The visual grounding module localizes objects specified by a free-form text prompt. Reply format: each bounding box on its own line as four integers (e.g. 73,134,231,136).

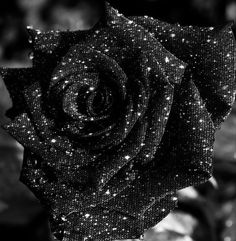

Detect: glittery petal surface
0,68,35,118
0,2,235,241
131,16,236,127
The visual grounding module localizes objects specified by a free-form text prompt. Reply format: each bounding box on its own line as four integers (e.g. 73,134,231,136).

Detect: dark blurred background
0,0,236,241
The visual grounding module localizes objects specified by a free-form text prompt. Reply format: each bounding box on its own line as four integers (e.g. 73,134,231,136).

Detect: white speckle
61,216,67,221
27,25,33,30
29,52,34,60
125,155,130,160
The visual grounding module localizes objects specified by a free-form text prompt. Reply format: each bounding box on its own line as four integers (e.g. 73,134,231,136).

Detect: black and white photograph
0,0,236,241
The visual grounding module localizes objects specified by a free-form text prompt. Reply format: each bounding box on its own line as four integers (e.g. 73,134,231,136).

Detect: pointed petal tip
26,26,61,53
26,26,42,45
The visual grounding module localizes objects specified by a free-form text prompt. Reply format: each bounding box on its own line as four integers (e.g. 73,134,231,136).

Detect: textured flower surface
0,2,236,241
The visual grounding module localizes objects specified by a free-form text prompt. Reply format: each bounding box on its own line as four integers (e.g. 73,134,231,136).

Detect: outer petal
105,6,187,85
131,16,236,127
90,73,216,240
0,68,35,118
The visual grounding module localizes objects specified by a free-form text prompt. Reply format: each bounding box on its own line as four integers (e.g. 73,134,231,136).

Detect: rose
37,42,154,193
1,2,235,240
1,7,187,205
0,7,187,229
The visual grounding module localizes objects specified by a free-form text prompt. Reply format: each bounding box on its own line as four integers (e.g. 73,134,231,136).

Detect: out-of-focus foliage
0,1,235,241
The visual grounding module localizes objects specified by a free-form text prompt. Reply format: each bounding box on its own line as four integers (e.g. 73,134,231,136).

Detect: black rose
1,3,235,241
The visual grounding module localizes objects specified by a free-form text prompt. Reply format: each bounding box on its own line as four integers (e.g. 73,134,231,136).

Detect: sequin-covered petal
27,27,61,53
131,16,236,127
0,68,35,118
106,6,187,85
96,118,148,189
91,76,215,240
